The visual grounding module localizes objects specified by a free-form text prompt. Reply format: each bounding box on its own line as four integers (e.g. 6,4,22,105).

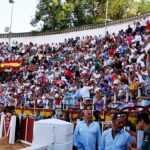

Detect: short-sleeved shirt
141,127,150,150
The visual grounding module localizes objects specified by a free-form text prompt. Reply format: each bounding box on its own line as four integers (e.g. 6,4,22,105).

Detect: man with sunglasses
101,113,132,150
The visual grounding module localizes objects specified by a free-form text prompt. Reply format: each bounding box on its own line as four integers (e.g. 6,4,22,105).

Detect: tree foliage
31,0,150,31
134,0,150,14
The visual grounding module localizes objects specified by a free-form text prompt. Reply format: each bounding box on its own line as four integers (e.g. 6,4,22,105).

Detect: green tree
134,0,150,14
31,0,150,31
107,0,128,20
31,0,74,31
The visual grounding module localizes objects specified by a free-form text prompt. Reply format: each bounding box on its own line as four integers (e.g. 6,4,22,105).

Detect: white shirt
80,86,93,100
135,35,142,43
141,18,147,26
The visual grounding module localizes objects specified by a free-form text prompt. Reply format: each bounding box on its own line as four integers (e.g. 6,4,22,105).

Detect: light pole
9,0,15,45
105,0,108,36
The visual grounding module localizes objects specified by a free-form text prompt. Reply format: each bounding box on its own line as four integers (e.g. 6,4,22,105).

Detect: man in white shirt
141,16,147,33
80,83,93,101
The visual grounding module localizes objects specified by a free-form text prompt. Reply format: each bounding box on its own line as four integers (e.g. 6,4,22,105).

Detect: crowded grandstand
0,9,150,150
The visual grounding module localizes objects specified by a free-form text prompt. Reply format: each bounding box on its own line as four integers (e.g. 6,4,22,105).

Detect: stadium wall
0,12,150,45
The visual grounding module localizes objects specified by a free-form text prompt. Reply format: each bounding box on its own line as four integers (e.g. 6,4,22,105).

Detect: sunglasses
111,113,126,119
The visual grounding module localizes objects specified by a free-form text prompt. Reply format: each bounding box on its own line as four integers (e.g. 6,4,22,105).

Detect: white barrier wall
0,16,150,45
20,118,74,150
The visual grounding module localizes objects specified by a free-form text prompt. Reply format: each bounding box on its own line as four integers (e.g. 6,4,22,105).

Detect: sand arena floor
0,137,29,150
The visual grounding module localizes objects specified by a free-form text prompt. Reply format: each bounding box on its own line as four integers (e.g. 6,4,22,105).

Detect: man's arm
126,132,133,150
96,123,102,150
73,122,80,149
99,130,106,150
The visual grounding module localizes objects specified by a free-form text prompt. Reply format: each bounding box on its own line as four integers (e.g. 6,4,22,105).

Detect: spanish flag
0,61,22,69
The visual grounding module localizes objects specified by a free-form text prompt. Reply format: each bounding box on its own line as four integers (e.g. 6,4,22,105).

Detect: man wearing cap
129,112,150,150
101,113,132,150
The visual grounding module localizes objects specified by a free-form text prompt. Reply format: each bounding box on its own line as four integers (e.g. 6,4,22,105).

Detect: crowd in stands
0,16,150,150
0,16,150,113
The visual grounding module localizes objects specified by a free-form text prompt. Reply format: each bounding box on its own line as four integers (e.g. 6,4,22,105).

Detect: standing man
101,113,132,150
73,109,101,150
130,112,150,150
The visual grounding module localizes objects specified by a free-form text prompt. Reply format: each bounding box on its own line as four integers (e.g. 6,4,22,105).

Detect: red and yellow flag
0,61,22,69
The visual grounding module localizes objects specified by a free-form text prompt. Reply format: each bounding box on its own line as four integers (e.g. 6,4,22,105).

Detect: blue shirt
101,128,132,150
64,92,74,105
35,114,43,120
73,120,101,150
72,89,81,100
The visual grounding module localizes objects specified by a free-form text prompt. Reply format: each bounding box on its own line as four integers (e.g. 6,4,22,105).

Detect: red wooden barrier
20,117,35,144
26,118,34,143
20,118,27,141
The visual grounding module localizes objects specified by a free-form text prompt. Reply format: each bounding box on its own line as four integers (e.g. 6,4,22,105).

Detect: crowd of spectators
0,16,150,113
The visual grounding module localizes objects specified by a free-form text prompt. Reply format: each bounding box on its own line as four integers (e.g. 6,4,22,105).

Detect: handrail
0,12,150,38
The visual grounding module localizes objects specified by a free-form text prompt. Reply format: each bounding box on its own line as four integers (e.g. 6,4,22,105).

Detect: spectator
35,110,43,120
141,16,147,33
62,112,70,122
126,25,133,36
129,112,150,150
93,110,101,122
101,113,132,150
137,49,150,106
51,110,57,118
73,109,101,150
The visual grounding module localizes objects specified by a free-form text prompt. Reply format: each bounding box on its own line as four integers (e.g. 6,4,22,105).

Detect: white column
0,114,5,138
9,116,16,144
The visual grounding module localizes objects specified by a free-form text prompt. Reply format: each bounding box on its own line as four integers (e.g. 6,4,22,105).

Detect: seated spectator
141,16,147,33
146,20,150,33
126,25,133,36
62,112,70,122
35,110,43,120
